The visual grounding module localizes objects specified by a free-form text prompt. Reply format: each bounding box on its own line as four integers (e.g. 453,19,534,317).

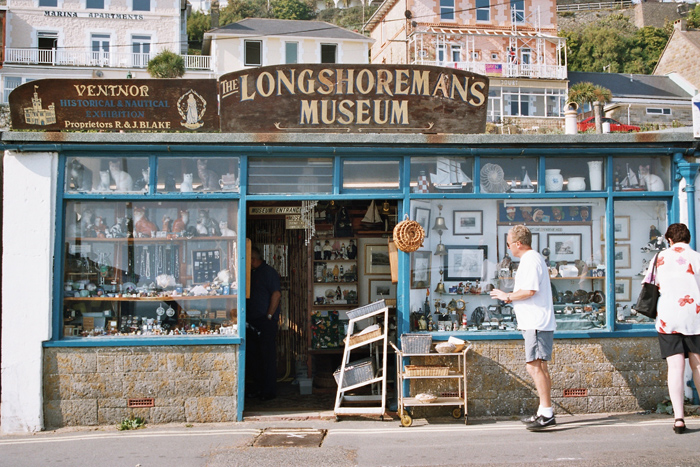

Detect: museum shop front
2,66,699,432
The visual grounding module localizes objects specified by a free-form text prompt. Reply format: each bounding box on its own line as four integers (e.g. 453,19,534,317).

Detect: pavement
1,411,699,466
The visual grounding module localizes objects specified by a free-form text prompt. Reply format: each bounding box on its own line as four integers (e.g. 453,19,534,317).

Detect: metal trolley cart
390,339,471,427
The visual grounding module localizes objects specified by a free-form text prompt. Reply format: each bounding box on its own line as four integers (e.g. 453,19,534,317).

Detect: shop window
245,40,262,67
612,200,668,324
62,199,239,338
65,157,150,193
480,156,537,193
248,157,333,194
612,156,671,192
410,156,474,193
545,157,605,193
408,198,607,332
156,157,240,193
342,159,400,190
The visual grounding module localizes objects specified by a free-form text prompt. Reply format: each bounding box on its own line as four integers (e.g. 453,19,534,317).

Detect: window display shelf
313,281,358,285
313,304,358,308
67,236,236,242
65,295,236,302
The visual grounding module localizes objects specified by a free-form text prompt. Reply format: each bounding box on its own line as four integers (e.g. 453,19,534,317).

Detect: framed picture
615,277,632,302
369,279,396,302
192,249,221,284
614,243,631,269
414,206,431,239
547,234,582,263
365,244,391,275
453,210,483,235
503,233,539,261
410,250,432,289
443,245,488,281
600,215,630,241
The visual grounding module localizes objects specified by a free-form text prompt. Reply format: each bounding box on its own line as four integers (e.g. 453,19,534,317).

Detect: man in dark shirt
246,246,282,401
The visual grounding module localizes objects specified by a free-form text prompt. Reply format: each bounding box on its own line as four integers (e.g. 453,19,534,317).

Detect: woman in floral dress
651,223,700,433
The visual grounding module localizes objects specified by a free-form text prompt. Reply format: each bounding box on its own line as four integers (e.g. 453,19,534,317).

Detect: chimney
211,1,220,29
674,19,687,32
565,102,578,135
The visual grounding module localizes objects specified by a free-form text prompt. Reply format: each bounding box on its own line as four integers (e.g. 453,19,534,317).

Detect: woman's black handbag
633,254,659,320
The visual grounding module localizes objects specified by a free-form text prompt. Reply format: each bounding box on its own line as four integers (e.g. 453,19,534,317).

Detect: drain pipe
565,101,578,134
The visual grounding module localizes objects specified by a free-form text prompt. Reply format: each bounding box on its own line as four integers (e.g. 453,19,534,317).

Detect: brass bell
434,281,446,294
432,216,447,233
434,242,447,256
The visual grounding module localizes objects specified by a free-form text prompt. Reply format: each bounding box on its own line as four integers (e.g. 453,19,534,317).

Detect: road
1,413,698,466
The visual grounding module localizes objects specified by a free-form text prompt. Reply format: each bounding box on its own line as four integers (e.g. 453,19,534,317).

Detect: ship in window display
430,157,472,190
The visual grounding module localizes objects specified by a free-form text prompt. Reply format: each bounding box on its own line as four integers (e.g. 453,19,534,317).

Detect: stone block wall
43,345,238,429
409,337,666,419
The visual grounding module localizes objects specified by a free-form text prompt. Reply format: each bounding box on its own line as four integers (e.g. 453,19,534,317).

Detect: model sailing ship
430,157,472,190
619,163,640,190
510,167,535,193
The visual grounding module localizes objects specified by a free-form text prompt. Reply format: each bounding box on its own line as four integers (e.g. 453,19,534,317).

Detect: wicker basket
347,300,387,320
405,365,449,377
345,327,382,346
333,358,375,387
401,333,432,354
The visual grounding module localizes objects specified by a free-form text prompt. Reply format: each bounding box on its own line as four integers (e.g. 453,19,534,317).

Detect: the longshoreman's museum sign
9,65,489,134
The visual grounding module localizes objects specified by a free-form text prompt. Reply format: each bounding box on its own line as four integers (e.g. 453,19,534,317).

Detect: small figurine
347,239,358,259
323,240,332,260
314,241,322,260
68,158,93,191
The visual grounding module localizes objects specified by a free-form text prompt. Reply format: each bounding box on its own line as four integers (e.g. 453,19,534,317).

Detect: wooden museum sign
9,65,489,134
9,79,220,132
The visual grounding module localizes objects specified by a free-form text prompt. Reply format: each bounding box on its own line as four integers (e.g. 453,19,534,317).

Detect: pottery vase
545,169,564,191
567,176,586,191
588,161,603,191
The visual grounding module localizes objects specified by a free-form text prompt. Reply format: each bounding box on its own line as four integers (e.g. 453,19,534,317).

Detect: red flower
697,304,700,314
657,256,665,266
679,295,694,306
689,264,695,275
674,246,684,253
660,319,667,328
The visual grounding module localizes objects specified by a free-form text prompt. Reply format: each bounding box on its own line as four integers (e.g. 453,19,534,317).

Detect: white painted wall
1,150,58,433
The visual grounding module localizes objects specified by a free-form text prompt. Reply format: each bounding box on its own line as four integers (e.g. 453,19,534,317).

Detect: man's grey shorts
523,330,554,362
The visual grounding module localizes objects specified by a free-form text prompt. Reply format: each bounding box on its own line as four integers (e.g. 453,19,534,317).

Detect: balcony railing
3,48,212,71
413,60,567,80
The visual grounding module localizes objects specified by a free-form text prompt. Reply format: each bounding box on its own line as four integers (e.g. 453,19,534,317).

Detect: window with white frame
491,52,499,60
4,77,23,104
244,40,262,66
133,0,150,11
437,45,446,63
321,43,337,63
476,0,490,22
440,0,455,21
39,0,58,6
510,0,524,23
132,35,151,68
86,0,104,8
646,108,671,115
451,45,461,62
472,51,479,60
285,42,298,64
91,34,110,65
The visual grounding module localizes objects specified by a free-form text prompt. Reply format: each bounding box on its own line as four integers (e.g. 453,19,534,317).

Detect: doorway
243,199,398,415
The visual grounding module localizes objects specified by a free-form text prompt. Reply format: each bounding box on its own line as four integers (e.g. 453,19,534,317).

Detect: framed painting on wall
547,234,582,263
369,279,396,302
453,210,483,235
365,244,391,275
443,245,488,281
410,250,432,289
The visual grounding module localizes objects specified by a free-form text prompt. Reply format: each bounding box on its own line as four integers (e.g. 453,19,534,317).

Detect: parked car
577,117,641,133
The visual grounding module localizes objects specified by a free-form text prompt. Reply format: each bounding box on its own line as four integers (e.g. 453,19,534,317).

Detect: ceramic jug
545,169,563,191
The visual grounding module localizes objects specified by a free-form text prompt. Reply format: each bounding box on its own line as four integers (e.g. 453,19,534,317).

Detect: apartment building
364,0,567,128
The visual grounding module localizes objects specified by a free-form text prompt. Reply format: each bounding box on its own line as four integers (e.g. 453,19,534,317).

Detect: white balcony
414,60,567,80
3,48,212,71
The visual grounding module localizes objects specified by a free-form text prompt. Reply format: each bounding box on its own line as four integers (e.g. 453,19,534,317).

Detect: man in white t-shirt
490,225,557,431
